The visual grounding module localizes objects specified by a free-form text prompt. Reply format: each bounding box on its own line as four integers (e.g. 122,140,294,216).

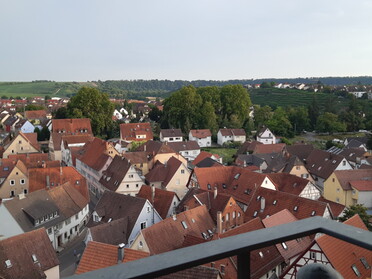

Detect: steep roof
253,143,286,154
28,166,89,201
192,151,220,166
333,169,372,191
257,126,272,137
195,157,224,168
286,144,314,161
78,137,113,171
51,118,92,134
75,241,149,275
141,205,215,255
136,140,176,155
89,218,131,245
305,149,346,179
145,156,183,187
122,151,148,165
0,229,59,279
236,140,263,155
136,185,177,219
61,134,93,148
168,141,200,152
339,147,368,163
316,215,372,279
120,122,153,142
219,128,245,136
267,173,311,196
350,180,372,191
161,129,183,138
318,197,346,217
0,158,17,179
189,129,212,139
99,155,132,192
7,153,59,169
235,154,265,168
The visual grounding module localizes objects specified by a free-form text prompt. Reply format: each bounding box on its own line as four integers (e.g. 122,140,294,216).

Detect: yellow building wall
324,173,353,206
131,232,150,254
289,166,315,183
0,167,28,199
3,135,39,158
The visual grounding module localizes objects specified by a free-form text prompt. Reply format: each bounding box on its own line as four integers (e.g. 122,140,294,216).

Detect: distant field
202,147,237,165
250,88,348,110
0,82,96,98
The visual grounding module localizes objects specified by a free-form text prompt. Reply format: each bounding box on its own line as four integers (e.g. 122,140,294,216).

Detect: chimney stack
172,213,177,221
144,145,146,152
151,184,155,203
260,197,265,212
60,166,63,176
217,211,223,234
117,243,125,264
214,187,218,199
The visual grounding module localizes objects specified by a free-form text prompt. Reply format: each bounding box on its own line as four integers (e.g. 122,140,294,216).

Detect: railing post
237,251,250,279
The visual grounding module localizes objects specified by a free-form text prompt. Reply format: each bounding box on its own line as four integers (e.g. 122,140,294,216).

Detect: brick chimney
260,197,265,212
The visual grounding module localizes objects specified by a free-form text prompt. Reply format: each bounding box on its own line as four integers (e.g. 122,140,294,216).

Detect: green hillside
0,81,96,98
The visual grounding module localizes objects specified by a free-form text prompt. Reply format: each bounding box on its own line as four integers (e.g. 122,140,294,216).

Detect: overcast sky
1,0,372,81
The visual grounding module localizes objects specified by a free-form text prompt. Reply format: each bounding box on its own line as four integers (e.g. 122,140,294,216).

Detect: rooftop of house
89,218,131,246
218,128,246,137
253,143,286,154
0,228,59,279
264,154,304,174
305,149,347,179
7,153,60,169
235,154,265,168
333,169,372,191
167,141,200,152
136,185,177,219
61,134,94,148
192,151,220,166
145,156,184,187
51,118,92,134
75,241,149,275
189,129,212,139
194,157,224,168
236,140,263,155
99,155,133,192
286,144,315,161
24,110,47,120
318,197,346,217
122,151,148,165
161,129,183,138
140,205,215,255
120,122,153,141
136,140,176,155
339,147,368,163
256,126,273,137
267,173,312,196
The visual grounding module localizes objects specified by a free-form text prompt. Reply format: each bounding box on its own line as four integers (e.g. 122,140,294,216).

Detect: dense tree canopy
338,204,372,231
66,87,115,137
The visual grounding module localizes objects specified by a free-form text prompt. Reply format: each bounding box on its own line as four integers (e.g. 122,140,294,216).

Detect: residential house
344,136,369,150
179,188,244,233
75,241,149,275
3,132,40,158
193,157,224,168
281,215,372,279
236,140,263,155
28,166,90,201
137,185,180,219
318,197,346,219
234,154,267,172
188,129,212,147
3,116,20,133
7,153,60,169
305,149,353,190
0,159,28,199
90,191,162,247
0,183,89,250
14,119,35,134
256,126,276,144
168,141,201,161
48,118,93,161
323,169,372,207
192,151,222,166
338,147,370,168
217,129,246,146
60,134,93,166
24,110,49,126
145,156,190,199
286,144,315,162
0,228,59,279
122,151,150,175
120,122,153,143
253,143,286,155
75,137,119,198
99,155,144,196
160,129,183,142
131,205,215,255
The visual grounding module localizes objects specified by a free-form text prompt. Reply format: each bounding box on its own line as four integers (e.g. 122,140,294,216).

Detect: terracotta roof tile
286,144,314,161
145,156,183,187
75,241,149,275
7,153,59,169
237,140,263,155
192,151,220,165
0,229,59,279
189,129,212,139
122,151,148,165
318,197,346,217
51,118,92,134
253,143,286,154
120,122,153,142
161,129,183,138
136,140,176,155
334,169,372,191
24,110,47,120
168,141,200,152
219,128,245,136
89,218,131,245
78,137,114,171
267,173,311,196
99,155,132,192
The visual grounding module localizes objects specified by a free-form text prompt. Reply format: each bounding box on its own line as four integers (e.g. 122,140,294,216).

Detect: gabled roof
137,185,177,219
51,118,92,134
267,173,311,196
99,155,133,192
28,166,89,201
262,209,312,261
235,154,265,168
253,143,286,154
122,151,148,165
89,218,131,245
168,141,200,152
192,151,220,166
141,205,215,255
78,137,113,171
0,158,17,179
145,156,183,187
316,215,372,279
7,153,60,169
0,229,59,279
350,180,372,191
24,110,47,120
189,129,212,139
120,122,153,142
286,144,314,161
161,129,183,138
305,149,347,179
195,157,224,168
61,134,93,148
236,140,263,155
3,116,18,126
257,126,272,137
333,169,372,191
339,147,368,163
136,140,176,155
75,241,149,275
318,197,346,217
218,128,245,136
91,191,146,233
264,154,304,174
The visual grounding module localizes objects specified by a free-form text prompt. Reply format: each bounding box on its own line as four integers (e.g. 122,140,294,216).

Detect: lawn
202,147,237,165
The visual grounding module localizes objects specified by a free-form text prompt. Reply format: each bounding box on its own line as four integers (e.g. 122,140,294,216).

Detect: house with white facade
167,141,201,161
160,129,183,142
89,191,162,247
188,129,212,147
60,134,93,166
0,183,89,251
99,155,145,196
217,129,246,146
256,126,276,144
15,119,35,134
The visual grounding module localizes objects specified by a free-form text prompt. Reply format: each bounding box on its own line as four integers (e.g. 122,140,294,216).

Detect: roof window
256,195,261,201
31,254,38,263
293,206,298,211
281,242,288,250
253,211,258,217
207,184,211,190
244,189,251,195
222,184,226,189
181,221,188,229
259,251,264,258
311,210,316,216
202,232,208,239
234,173,240,180
273,200,277,205
361,257,370,269
5,260,12,268
352,264,361,277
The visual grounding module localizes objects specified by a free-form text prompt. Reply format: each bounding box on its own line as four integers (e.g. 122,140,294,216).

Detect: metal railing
67,216,372,279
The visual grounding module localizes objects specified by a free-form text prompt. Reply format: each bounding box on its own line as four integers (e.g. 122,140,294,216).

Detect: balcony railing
67,216,372,279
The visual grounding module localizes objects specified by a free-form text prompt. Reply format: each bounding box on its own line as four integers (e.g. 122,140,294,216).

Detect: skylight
31,254,38,263
259,251,264,258
234,173,240,180
273,200,277,205
281,242,288,250
361,257,370,269
293,206,298,211
311,210,316,216
253,211,258,217
181,221,188,229
352,264,361,277
5,260,12,268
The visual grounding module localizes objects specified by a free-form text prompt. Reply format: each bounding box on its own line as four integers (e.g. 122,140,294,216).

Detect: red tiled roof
145,156,183,187
7,153,60,169
61,134,93,148
24,110,47,120
318,197,346,217
350,180,372,191
219,128,245,136
161,129,183,138
190,129,212,139
136,140,176,155
78,137,113,171
267,173,311,196
75,241,149,274
334,169,372,191
137,185,177,219
253,143,286,154
28,166,89,201
192,151,220,165
316,215,372,279
52,118,92,134
120,122,153,142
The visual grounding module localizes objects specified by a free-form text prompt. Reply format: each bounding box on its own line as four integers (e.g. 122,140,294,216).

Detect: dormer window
360,257,370,269
181,221,188,229
311,210,316,216
5,260,12,268
31,254,38,263
293,206,298,211
259,251,264,258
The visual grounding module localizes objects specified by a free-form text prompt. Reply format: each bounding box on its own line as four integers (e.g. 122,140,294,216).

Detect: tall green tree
253,105,272,129
287,106,310,134
316,112,346,133
66,87,115,137
338,204,372,231
266,107,293,138
308,94,320,130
